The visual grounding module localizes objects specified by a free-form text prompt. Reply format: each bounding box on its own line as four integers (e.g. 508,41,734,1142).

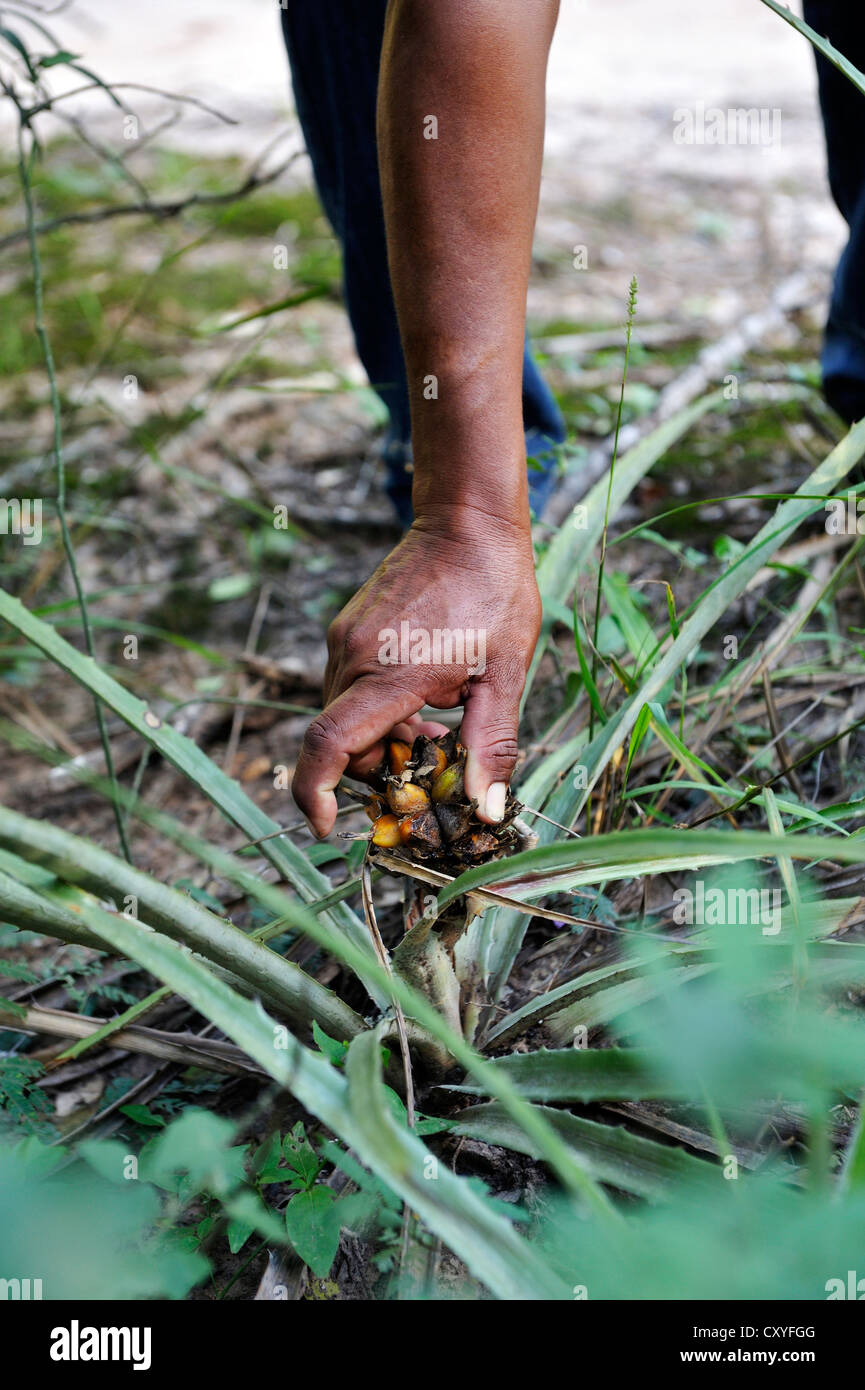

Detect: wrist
411,498,533,554
410,426,531,532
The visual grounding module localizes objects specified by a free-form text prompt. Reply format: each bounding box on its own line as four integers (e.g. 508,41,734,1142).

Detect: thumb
460,675,521,824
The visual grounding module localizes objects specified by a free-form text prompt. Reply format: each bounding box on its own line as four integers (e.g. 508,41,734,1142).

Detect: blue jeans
279,0,566,523
804,2,865,417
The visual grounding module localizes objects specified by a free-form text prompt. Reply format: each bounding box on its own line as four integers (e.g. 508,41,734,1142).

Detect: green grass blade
435,826,865,912
446,1047,688,1102
547,418,865,826
473,395,730,1018
454,1101,718,1200
525,389,725,704
0,588,379,991
759,0,865,97
485,948,696,1047
540,965,713,1044
0,804,364,1041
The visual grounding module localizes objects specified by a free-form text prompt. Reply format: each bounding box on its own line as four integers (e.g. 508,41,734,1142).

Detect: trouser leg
280,1,566,519
803,2,865,420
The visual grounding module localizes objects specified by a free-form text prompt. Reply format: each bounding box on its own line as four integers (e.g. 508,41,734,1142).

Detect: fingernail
303,816,319,839
485,782,506,822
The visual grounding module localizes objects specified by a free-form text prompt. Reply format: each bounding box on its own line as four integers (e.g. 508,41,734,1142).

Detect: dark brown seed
399,806,443,852
364,752,389,792
435,729,461,765
461,829,501,859
434,802,475,843
408,735,448,786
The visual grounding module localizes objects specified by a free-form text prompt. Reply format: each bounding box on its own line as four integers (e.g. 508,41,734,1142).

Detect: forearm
377,0,559,533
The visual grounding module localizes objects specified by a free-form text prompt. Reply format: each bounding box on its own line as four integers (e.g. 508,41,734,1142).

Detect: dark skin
292,0,560,838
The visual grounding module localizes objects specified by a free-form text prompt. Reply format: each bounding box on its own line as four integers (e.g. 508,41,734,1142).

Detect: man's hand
291,509,540,838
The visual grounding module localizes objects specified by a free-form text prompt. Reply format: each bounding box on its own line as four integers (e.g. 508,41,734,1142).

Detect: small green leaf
142,1110,245,1197
712,532,745,563
282,1121,320,1189
37,50,81,68
196,1216,217,1243
415,1114,455,1136
120,1103,165,1128
252,1131,284,1184
207,572,255,603
312,1021,348,1068
0,28,37,80
624,702,652,779
226,1217,254,1254
284,1186,340,1277
380,1086,454,1135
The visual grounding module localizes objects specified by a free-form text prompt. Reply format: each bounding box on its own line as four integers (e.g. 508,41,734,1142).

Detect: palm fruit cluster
364,727,522,870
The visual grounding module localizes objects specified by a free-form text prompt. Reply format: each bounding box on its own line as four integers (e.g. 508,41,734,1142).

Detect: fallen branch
0,1002,265,1076
0,150,302,251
